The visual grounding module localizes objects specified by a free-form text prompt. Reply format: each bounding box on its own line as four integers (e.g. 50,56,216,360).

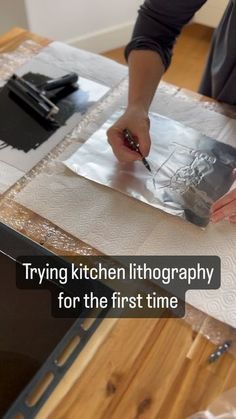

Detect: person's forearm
127,50,165,112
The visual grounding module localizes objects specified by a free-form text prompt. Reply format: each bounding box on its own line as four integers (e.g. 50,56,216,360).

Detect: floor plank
0,27,49,53
102,23,214,92
47,318,166,419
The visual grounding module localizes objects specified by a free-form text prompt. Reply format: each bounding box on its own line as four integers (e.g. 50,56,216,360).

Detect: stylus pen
123,129,152,173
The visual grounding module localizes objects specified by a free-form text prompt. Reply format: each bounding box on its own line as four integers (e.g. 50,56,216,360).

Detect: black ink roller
123,128,152,172
7,72,79,123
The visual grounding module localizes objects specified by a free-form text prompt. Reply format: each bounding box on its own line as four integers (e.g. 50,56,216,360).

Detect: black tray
0,222,110,418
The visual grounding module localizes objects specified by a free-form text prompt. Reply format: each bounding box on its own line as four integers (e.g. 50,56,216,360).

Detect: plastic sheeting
189,388,236,418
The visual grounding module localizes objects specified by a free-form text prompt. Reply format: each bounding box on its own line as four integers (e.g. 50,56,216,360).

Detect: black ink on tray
0,72,93,153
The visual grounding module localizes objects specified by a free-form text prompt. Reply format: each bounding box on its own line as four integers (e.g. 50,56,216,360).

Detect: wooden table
1,28,236,419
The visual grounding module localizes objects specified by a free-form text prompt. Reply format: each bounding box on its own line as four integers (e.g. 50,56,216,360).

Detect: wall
1,0,228,52
0,0,28,35
24,0,142,52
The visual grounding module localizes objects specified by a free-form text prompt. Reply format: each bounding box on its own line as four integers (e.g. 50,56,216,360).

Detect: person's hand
210,170,236,223
107,105,151,162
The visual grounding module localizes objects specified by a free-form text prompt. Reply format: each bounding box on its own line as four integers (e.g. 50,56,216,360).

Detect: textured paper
0,42,127,193
16,85,236,328
64,110,236,227
0,162,24,193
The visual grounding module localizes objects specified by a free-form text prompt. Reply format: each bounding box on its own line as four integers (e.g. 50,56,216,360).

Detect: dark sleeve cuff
124,36,172,70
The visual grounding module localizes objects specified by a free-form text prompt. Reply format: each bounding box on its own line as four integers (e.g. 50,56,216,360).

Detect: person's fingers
107,127,141,162
210,199,236,223
229,215,236,223
211,188,236,214
117,146,141,162
137,128,151,157
133,117,151,157
107,111,151,162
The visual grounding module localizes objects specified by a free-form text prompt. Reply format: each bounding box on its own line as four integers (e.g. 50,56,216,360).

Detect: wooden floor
102,23,214,92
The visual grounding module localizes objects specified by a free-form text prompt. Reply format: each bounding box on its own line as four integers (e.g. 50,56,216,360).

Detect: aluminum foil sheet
64,109,236,227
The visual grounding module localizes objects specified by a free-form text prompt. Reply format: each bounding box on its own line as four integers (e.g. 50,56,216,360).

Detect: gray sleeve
125,0,207,69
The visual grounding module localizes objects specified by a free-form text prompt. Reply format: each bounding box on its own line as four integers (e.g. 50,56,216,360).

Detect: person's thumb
138,127,151,157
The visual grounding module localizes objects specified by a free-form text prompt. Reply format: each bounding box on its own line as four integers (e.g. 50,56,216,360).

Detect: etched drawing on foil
150,144,216,192
64,110,236,227
146,143,218,225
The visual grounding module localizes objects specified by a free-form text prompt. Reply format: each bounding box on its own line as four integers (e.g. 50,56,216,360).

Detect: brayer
7,72,79,123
